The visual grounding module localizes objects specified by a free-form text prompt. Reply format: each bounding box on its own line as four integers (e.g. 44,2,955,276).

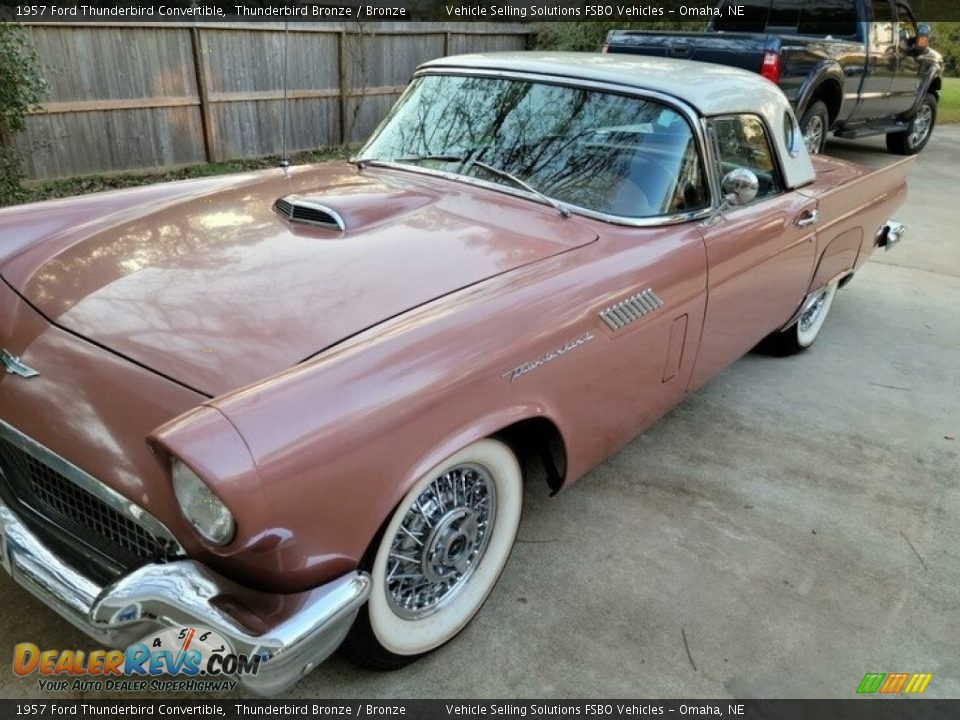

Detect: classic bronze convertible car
0,53,911,693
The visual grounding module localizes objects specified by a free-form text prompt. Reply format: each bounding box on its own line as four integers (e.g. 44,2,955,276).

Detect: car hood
1,164,597,396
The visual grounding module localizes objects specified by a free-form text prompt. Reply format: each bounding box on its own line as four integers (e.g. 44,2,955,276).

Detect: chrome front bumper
0,499,370,695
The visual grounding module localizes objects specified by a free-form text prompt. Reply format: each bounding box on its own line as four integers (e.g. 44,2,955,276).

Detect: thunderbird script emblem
1,349,38,378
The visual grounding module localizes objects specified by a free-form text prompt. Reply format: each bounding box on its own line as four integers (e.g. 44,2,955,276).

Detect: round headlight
171,459,235,546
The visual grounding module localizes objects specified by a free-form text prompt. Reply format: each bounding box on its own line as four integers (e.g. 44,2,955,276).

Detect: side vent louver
599,288,664,331
273,196,345,231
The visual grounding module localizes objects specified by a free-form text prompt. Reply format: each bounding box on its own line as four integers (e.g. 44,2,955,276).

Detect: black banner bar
1,1,960,23
1,700,959,720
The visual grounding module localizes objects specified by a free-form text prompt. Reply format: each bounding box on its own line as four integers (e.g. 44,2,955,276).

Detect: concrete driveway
1,127,958,701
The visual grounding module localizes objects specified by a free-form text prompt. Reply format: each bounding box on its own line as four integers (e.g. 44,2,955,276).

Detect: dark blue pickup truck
604,0,944,154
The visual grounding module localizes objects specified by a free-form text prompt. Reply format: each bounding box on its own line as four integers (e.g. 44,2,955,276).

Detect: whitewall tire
341,438,522,668
759,281,839,356
796,282,838,348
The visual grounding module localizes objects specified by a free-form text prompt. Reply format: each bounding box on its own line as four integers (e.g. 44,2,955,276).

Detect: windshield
358,74,708,220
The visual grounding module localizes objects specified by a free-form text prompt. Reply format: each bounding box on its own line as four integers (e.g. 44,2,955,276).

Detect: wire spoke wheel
758,280,840,356
385,463,496,619
344,438,522,667
796,282,838,348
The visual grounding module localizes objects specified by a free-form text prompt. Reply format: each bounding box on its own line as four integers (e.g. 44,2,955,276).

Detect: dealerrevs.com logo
13,626,261,693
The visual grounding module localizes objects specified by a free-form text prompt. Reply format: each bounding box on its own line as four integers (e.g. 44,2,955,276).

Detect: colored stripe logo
857,672,932,694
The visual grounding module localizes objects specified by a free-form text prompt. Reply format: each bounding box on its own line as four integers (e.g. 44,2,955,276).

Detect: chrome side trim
0,498,371,696
599,289,664,331
502,332,594,383
0,419,185,557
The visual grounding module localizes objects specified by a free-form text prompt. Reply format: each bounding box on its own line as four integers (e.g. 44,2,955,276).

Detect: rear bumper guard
876,219,905,250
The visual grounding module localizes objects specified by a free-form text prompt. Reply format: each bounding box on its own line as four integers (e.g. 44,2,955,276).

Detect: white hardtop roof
420,52,816,189
420,52,788,119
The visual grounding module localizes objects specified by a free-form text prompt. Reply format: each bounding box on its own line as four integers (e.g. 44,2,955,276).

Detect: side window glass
713,0,770,33
797,0,858,36
711,115,783,200
768,0,801,31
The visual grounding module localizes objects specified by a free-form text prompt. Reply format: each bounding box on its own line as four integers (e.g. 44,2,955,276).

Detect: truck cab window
797,0,858,36
870,0,895,51
768,0,801,31
711,115,783,200
714,0,769,32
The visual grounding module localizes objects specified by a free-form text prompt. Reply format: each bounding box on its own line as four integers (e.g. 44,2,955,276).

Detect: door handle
795,209,818,228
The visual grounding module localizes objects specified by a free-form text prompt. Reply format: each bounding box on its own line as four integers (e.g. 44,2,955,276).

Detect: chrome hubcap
799,289,828,334
385,463,496,619
804,116,824,154
909,106,933,148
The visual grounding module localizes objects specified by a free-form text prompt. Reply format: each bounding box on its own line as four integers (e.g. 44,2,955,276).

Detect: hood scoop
273,195,345,231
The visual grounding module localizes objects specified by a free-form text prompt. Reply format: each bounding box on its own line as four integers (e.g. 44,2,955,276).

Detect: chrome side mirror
704,168,759,227
721,168,759,206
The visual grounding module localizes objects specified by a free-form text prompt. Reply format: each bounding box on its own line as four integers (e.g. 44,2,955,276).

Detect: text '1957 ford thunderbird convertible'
0,53,912,694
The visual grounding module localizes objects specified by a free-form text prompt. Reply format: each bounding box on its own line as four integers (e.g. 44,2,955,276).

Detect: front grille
0,434,173,574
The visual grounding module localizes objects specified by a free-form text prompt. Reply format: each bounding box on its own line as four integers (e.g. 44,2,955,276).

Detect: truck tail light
760,51,781,84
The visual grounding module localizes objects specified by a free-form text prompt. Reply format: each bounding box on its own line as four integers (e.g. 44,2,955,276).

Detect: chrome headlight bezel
171,459,236,546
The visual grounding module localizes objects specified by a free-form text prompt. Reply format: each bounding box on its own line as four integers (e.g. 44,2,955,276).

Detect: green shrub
0,23,48,203
932,23,960,77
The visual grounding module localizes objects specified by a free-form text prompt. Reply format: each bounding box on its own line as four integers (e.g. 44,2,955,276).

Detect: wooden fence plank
191,27,214,162
17,23,533,180
26,97,201,114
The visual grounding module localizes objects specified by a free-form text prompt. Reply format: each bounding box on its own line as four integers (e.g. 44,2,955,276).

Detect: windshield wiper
465,159,571,219
354,153,572,219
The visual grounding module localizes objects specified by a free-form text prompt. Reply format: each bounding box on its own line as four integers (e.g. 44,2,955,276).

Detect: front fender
392,403,563,507
181,247,597,592
148,405,281,585
206,343,575,593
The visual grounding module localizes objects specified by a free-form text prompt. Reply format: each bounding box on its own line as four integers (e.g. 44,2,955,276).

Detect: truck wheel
340,438,523,670
886,94,937,155
799,101,829,154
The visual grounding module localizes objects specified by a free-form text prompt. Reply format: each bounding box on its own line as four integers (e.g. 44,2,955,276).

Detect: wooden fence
16,22,532,180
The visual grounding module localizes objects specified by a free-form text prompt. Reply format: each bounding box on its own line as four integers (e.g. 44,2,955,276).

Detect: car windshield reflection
358,74,709,219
